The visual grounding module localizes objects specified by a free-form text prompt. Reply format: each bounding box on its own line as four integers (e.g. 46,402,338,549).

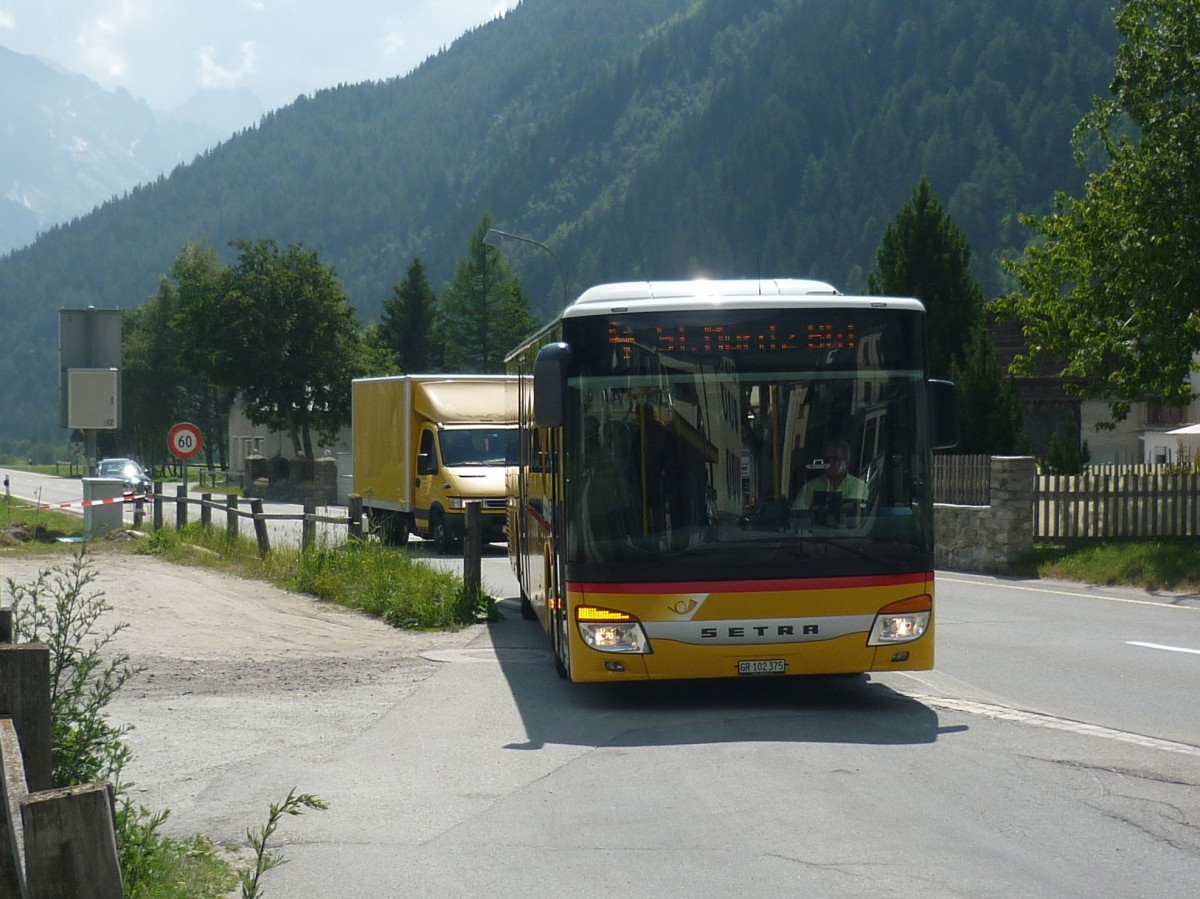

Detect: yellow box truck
351,374,516,553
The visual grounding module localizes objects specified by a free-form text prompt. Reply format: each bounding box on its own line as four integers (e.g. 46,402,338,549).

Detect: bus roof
560,279,925,317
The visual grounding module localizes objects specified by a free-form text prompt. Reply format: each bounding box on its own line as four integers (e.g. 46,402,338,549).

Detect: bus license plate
738,659,786,676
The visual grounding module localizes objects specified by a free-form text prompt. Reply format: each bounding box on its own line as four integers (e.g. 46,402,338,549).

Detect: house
990,316,1081,457
991,315,1200,465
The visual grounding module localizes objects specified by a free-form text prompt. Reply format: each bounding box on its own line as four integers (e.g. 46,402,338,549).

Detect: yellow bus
505,279,958,683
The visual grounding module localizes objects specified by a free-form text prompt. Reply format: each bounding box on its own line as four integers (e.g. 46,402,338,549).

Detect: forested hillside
0,0,1119,443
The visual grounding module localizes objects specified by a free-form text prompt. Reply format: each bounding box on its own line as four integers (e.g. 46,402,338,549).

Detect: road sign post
168,422,203,489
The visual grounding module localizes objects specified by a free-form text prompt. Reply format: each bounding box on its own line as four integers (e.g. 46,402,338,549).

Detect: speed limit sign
168,422,203,460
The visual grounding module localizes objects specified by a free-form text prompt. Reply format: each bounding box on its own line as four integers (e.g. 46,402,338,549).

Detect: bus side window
545,428,558,474
529,428,544,474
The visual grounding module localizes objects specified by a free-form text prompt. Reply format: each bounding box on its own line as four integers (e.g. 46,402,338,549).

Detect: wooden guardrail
149,484,364,558
2,610,123,898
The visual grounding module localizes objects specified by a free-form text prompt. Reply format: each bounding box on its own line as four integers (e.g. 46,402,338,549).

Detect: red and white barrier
38,493,140,510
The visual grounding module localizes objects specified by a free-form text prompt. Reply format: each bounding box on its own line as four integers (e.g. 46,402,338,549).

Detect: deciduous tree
177,239,369,458
123,243,228,469
996,0,1200,419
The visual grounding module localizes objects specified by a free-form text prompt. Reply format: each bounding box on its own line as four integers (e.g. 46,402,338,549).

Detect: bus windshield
562,307,933,582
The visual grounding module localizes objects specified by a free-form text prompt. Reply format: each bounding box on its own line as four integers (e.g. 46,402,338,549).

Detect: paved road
249,571,1200,898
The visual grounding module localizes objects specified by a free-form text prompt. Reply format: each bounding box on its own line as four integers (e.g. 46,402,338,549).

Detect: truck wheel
431,509,452,555
369,510,410,547
388,514,411,547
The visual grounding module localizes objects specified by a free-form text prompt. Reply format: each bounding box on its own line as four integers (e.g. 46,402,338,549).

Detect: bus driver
791,438,868,524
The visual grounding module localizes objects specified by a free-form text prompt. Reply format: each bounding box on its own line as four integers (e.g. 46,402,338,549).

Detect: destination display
606,320,857,358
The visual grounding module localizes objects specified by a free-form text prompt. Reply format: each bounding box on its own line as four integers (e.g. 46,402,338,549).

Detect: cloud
0,11,15,30
381,28,407,58
198,41,257,89
76,14,127,78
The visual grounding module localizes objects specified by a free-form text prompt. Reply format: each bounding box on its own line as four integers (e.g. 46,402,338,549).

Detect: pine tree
867,176,985,379
439,215,538,372
949,324,1028,455
379,258,440,373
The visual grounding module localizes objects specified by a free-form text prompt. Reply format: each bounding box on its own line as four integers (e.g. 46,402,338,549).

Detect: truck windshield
440,428,516,467
560,307,934,583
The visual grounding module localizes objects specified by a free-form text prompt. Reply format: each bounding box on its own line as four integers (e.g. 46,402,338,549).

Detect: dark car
97,458,153,496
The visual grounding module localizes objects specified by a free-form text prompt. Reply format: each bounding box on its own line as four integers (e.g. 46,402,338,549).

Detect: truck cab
412,423,515,552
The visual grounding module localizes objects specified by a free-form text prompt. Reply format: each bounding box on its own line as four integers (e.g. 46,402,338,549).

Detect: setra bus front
510,279,958,683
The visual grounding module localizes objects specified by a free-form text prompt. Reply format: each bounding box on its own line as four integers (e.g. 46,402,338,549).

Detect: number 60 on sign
168,422,203,460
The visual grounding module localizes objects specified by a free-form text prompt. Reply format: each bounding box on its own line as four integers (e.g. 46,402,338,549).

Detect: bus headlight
577,606,651,654
867,595,932,645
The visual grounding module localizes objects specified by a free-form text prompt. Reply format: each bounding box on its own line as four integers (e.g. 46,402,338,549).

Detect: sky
0,0,517,113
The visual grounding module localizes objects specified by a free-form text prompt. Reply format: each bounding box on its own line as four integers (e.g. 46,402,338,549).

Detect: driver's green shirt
791,473,868,510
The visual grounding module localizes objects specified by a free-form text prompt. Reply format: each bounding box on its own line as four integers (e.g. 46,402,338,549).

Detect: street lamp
483,228,568,308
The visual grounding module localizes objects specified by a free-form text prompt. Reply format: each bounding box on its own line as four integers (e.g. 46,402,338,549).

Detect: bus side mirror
534,342,572,428
929,379,960,450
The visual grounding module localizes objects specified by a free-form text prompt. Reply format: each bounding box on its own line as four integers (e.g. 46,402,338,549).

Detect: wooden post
200,492,212,529
1,719,28,899
152,482,163,530
0,645,51,794
348,495,363,541
22,783,123,898
175,484,188,530
132,496,143,528
250,499,270,558
463,501,481,602
302,501,315,551
226,494,239,542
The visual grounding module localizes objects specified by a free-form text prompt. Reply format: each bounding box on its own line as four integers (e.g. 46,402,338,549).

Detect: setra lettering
698,624,820,639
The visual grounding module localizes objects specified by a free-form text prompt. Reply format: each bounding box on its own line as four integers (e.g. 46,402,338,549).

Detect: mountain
165,87,266,138
0,45,233,255
0,0,1120,443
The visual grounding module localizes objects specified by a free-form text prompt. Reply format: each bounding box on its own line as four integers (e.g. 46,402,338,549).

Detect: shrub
1039,420,1090,475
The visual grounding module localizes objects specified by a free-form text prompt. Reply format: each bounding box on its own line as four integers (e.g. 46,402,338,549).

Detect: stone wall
933,455,1036,573
242,454,339,505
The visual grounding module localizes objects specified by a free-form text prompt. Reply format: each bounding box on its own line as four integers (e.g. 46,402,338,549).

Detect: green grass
1035,539,1200,592
121,824,240,899
1,493,491,626
0,495,87,548
143,522,493,627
